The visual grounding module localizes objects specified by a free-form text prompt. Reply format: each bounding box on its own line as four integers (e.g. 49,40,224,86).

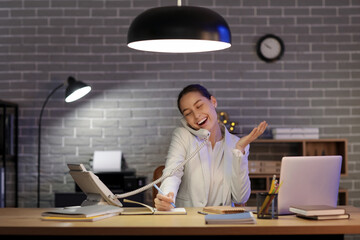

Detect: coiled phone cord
114,138,208,200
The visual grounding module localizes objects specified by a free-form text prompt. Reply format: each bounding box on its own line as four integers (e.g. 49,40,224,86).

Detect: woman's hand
236,121,268,153
154,192,175,211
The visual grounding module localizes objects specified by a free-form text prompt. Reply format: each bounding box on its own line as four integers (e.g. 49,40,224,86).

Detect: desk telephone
69,118,210,207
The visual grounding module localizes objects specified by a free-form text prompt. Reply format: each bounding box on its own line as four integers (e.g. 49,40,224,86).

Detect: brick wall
0,0,359,208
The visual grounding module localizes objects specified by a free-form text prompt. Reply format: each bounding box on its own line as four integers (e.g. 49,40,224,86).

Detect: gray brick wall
0,0,359,210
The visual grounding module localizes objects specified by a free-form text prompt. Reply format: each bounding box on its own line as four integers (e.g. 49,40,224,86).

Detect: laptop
277,155,342,215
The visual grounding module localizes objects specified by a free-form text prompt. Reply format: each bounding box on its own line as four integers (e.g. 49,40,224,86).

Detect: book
205,211,256,224
273,134,319,140
41,205,123,218
41,213,118,222
272,128,319,139
203,206,245,214
296,213,350,220
289,205,346,216
272,128,319,134
121,199,186,215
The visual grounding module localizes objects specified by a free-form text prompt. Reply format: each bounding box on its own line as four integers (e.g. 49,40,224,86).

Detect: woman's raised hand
236,121,268,153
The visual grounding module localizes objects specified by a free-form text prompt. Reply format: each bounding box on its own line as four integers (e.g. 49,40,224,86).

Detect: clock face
257,34,284,62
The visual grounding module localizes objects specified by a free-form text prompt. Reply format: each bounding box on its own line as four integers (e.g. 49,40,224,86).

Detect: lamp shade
65,76,91,103
127,6,231,53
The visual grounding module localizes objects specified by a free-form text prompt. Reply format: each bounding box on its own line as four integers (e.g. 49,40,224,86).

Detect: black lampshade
65,76,91,103
127,6,231,53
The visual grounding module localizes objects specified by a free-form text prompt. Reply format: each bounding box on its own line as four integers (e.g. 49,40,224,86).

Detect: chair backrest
152,165,165,205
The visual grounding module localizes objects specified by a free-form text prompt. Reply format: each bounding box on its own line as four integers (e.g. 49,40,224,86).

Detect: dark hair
177,84,212,114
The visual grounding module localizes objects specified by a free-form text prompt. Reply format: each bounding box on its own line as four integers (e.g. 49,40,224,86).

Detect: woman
155,84,267,211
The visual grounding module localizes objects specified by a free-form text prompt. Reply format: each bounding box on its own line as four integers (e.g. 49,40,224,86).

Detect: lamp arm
37,83,64,208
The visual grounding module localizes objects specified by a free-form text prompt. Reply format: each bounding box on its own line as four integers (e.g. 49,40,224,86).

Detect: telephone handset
180,118,210,140
113,119,211,200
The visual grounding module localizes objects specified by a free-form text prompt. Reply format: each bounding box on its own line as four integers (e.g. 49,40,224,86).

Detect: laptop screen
277,155,342,215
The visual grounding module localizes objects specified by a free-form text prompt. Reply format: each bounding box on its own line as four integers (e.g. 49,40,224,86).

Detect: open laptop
277,155,342,215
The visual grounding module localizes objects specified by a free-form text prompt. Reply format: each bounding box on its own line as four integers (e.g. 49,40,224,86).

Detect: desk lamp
37,76,91,207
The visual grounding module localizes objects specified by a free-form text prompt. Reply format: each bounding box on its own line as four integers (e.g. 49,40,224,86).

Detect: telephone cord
114,138,208,199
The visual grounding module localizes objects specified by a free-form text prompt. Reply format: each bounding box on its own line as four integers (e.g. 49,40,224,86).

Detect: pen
197,211,208,215
153,184,176,208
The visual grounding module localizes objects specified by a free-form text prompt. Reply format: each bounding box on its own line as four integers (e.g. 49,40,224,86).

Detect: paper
93,151,122,173
121,199,186,215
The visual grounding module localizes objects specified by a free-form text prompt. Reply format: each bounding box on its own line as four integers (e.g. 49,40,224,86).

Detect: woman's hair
177,84,212,114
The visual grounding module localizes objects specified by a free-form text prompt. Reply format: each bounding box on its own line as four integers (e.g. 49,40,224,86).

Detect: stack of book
205,211,256,224
272,128,319,139
41,205,123,222
289,205,350,220
202,205,256,224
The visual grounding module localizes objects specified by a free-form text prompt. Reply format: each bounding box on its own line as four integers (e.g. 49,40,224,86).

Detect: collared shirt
206,135,225,206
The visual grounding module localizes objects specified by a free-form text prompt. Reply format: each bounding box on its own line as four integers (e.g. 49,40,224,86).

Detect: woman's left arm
230,144,251,204
231,121,268,204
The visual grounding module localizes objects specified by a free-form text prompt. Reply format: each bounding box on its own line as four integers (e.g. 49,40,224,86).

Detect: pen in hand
153,184,176,208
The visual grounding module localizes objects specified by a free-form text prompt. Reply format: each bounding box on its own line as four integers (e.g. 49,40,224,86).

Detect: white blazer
160,125,251,207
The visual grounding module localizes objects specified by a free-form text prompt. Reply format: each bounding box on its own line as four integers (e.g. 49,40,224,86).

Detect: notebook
121,199,186,215
289,205,346,216
41,213,118,222
205,212,256,224
277,155,342,215
203,206,245,214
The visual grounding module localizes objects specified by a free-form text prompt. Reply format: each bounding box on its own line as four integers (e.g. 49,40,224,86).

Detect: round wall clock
256,34,285,62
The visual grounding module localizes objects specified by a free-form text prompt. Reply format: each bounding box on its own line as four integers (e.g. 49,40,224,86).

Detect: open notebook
121,199,186,215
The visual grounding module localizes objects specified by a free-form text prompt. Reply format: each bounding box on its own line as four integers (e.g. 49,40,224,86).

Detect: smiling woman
178,86,220,147
179,92,222,150
154,84,268,211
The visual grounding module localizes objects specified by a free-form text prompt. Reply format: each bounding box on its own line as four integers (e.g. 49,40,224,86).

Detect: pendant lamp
127,1,231,53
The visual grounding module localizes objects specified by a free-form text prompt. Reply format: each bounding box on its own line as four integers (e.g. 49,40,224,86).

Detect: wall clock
256,34,285,63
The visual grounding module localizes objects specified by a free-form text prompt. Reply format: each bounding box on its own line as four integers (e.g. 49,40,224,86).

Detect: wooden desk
0,206,360,239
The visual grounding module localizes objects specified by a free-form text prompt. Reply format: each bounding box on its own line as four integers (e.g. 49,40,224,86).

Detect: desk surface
1,206,360,236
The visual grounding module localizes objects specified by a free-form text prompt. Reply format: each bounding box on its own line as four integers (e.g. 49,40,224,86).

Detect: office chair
152,165,165,205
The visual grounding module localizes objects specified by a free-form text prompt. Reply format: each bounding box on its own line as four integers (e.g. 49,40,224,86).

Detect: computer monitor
277,155,342,215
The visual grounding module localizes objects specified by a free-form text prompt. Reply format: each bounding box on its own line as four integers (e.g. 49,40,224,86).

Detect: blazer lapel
198,139,210,203
222,128,233,203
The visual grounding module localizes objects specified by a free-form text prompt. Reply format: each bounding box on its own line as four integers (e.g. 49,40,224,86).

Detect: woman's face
179,91,218,131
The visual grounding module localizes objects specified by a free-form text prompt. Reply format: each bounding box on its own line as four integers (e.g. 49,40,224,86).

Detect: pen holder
256,192,278,219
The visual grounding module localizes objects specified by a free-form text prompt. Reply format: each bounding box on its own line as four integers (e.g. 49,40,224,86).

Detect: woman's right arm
154,127,188,210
